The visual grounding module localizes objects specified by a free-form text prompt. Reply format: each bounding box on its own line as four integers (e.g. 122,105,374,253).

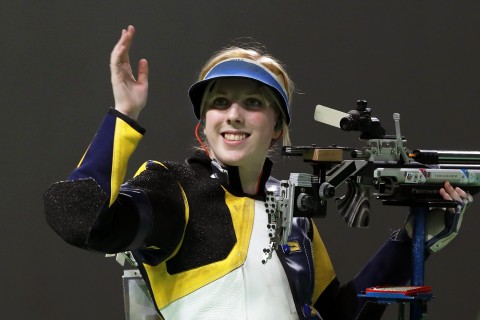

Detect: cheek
205,109,225,120
204,112,219,132
203,114,223,146
253,112,277,132
203,122,214,138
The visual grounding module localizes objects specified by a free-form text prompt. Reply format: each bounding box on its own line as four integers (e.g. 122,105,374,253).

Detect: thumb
137,59,149,84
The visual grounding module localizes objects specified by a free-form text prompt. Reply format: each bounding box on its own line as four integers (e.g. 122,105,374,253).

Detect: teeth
224,133,247,141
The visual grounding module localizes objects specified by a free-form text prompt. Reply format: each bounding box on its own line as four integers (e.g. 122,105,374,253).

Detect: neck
238,164,264,195
208,154,271,196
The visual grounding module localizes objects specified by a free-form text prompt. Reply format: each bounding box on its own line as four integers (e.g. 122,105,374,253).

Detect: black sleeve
44,162,188,259
314,279,358,320
44,178,149,253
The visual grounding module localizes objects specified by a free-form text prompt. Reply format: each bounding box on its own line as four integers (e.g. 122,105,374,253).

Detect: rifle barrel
412,149,480,164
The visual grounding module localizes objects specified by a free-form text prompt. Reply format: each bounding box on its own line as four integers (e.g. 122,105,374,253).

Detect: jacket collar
187,151,273,199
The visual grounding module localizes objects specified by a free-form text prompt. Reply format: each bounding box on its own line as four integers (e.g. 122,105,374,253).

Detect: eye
210,97,230,109
244,97,264,109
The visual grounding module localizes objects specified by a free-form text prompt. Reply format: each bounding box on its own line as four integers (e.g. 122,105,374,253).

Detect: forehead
214,78,262,94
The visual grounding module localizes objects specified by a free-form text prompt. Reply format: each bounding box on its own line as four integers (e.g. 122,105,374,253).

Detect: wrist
114,105,141,121
109,108,146,134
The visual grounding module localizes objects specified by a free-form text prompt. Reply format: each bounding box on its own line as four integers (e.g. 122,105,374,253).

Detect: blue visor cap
188,58,290,124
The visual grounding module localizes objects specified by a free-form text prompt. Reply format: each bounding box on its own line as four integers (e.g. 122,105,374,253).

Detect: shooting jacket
44,109,413,320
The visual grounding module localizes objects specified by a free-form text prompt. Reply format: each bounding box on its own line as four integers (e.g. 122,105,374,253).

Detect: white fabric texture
160,200,298,320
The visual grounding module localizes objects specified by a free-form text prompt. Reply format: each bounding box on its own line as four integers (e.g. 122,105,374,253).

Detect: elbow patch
44,178,108,248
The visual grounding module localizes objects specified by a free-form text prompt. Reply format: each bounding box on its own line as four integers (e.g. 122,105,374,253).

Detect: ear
272,128,282,140
269,129,283,148
272,114,283,140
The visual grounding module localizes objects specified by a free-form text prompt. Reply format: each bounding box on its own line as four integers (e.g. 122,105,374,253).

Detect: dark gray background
2,1,479,319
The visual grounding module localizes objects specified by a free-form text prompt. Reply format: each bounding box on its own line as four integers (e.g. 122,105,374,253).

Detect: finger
456,187,473,210
117,27,133,64
137,59,149,84
439,187,457,213
443,181,454,192
110,26,134,65
110,29,128,65
439,188,453,201
454,187,468,199
444,181,463,202
123,25,136,63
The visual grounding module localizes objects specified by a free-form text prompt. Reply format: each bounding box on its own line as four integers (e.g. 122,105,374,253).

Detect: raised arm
44,26,154,252
110,25,149,121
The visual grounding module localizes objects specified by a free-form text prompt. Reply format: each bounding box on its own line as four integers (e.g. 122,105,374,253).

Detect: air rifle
262,100,480,263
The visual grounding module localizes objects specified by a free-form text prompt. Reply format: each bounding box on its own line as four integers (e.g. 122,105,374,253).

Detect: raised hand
110,25,149,121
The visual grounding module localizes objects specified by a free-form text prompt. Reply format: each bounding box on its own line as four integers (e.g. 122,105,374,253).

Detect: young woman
44,25,472,320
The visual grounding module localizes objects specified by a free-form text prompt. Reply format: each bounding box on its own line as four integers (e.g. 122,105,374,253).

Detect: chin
219,158,242,167
215,154,247,167
213,149,265,168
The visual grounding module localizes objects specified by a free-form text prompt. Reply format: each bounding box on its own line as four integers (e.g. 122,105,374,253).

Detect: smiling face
202,78,282,169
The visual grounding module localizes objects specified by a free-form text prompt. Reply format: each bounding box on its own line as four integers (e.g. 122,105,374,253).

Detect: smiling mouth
223,133,250,141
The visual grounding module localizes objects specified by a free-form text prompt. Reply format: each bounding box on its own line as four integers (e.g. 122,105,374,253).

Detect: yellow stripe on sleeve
110,117,143,206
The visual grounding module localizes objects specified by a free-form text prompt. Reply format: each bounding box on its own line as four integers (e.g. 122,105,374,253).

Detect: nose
226,103,244,125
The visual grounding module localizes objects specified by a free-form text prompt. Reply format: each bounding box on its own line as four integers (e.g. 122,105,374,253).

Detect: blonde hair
198,46,294,146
